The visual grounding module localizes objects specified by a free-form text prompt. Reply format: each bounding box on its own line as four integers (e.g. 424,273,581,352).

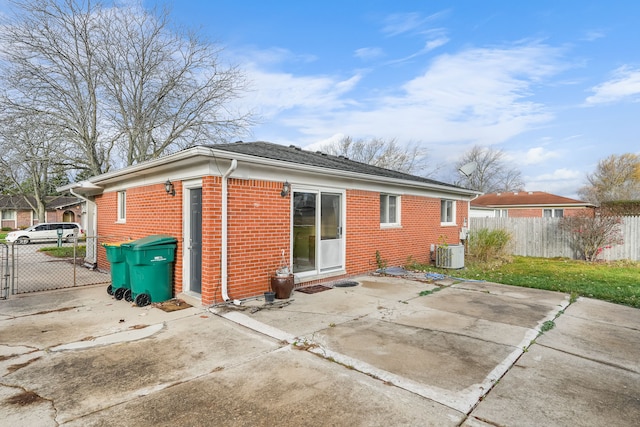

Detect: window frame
440,199,456,225
543,208,564,218
1,209,16,220
117,191,126,222
380,194,401,227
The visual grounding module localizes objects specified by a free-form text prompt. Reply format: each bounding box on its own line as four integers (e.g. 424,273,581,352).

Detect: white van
5,222,85,245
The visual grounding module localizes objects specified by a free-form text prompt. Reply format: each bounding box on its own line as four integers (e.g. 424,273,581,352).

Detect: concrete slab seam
306,345,468,414
210,309,297,343
460,299,572,414
49,322,165,352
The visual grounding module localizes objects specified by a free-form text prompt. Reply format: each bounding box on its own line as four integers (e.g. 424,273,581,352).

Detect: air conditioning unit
435,244,465,269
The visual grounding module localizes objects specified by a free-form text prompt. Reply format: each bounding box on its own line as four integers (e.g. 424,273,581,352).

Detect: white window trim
543,208,564,218
440,199,456,226
380,194,401,228
116,191,126,223
1,209,16,220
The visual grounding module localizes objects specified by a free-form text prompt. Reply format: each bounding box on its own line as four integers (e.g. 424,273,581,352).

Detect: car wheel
16,236,30,245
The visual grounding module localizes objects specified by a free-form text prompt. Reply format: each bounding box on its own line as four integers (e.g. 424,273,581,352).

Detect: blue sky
58,2,640,196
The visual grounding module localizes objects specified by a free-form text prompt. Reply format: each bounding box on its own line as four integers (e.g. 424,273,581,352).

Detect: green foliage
468,228,511,262
452,256,640,308
540,320,555,332
419,288,441,296
600,200,640,216
375,250,387,271
39,245,86,258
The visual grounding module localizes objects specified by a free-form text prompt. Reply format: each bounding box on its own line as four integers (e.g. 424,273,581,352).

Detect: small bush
468,228,511,262
1,227,13,232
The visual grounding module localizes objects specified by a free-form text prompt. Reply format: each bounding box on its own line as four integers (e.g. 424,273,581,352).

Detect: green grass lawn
417,256,640,309
39,245,87,258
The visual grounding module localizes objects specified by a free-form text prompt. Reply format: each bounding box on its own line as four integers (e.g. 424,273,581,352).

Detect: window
380,194,400,226
117,191,126,222
543,208,563,218
494,209,508,218
441,199,456,224
1,210,16,220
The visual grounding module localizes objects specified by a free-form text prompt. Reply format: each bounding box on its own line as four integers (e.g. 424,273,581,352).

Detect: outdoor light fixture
164,179,175,196
280,180,291,197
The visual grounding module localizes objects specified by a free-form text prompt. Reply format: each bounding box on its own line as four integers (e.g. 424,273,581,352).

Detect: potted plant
271,250,294,298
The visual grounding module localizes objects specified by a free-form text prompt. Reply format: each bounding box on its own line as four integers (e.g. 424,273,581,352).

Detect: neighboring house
62,141,480,306
0,195,85,229
470,191,595,218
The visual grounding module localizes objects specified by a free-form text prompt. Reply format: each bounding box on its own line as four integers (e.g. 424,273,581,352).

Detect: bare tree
96,4,251,165
557,211,624,262
319,136,433,176
0,114,65,222
454,145,524,193
0,0,251,177
578,153,640,205
0,0,108,176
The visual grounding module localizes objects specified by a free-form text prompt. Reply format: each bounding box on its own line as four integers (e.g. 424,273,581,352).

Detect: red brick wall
508,208,542,218
346,190,465,272
225,178,291,302
94,178,469,305
200,176,222,304
96,182,184,296
508,207,593,218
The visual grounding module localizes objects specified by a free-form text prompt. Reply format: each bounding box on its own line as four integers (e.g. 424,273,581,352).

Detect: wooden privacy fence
470,216,640,261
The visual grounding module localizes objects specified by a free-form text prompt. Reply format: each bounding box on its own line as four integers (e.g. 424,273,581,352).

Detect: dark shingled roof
207,141,469,190
0,195,83,210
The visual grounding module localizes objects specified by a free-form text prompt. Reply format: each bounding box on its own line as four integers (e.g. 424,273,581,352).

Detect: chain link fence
1,236,123,297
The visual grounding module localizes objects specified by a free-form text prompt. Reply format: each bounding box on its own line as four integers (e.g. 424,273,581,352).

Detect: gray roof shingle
208,141,468,190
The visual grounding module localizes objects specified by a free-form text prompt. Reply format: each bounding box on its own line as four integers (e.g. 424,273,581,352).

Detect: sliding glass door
293,191,343,275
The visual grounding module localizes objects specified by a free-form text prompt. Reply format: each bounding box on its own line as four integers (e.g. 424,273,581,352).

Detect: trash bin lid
122,234,177,250
102,240,134,247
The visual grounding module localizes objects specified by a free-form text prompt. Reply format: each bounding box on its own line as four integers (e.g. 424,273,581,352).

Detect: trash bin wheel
124,289,133,302
135,293,151,307
107,285,114,295
114,287,126,300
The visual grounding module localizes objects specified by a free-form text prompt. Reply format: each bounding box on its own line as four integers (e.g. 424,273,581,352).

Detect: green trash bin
122,235,177,307
102,241,134,302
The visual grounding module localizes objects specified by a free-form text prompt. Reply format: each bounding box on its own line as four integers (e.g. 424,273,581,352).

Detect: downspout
221,159,240,304
70,188,97,268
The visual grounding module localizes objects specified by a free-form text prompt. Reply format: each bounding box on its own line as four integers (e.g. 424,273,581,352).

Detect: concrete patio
1,275,638,426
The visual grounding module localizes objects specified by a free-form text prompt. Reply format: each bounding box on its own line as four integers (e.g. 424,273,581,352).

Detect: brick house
470,191,595,218
0,195,85,229
63,142,479,306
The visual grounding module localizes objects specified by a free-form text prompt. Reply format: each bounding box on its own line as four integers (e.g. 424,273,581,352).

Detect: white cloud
354,47,384,60
525,168,584,197
506,147,561,165
234,41,567,170
382,12,436,36
585,66,640,104
425,37,449,51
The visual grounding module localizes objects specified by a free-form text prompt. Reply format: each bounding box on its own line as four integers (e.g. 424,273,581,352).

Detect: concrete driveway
1,275,638,426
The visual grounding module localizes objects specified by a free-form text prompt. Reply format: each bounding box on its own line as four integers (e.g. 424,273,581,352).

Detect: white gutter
69,188,97,266
221,159,240,304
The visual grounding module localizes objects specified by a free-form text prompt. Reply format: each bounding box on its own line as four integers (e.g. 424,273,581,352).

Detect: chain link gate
3,236,111,297
0,242,9,299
